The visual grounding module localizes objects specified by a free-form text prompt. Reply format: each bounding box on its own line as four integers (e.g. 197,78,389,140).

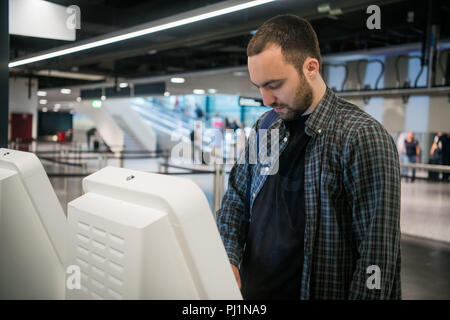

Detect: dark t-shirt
439,135,450,158
405,139,418,156
240,114,311,300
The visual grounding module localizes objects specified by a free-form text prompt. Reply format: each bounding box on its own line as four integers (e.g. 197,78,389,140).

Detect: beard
273,74,314,121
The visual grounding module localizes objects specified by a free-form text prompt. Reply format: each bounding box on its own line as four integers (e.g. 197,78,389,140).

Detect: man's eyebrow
251,79,283,89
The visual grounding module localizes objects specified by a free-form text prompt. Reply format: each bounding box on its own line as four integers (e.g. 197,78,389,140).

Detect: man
216,15,401,300
195,104,204,119
439,133,450,181
230,118,240,131
86,127,96,151
428,132,442,181
399,132,420,182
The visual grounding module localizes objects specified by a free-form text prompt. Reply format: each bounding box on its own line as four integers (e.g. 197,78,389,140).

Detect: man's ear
303,57,320,80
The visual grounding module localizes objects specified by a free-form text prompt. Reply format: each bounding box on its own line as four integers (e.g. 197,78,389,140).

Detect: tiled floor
401,235,450,300
39,151,450,300
401,180,450,243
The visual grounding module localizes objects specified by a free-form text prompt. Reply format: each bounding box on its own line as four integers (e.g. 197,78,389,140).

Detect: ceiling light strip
9,0,275,68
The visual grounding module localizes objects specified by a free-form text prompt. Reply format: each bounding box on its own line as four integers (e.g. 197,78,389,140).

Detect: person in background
224,117,231,131
429,132,443,181
190,122,203,164
400,132,420,182
195,104,204,119
439,133,450,182
396,132,408,167
230,118,239,131
86,127,96,151
430,132,443,161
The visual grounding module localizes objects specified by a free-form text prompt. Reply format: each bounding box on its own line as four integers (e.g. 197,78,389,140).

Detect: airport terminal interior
1,0,450,300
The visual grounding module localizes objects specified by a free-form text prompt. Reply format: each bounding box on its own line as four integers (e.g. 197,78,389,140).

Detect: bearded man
216,15,401,300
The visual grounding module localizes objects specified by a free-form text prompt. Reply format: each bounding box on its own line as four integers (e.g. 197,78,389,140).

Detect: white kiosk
0,148,241,300
67,166,241,300
0,148,67,299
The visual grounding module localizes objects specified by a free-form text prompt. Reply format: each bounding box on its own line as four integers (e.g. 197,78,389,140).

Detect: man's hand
231,264,241,289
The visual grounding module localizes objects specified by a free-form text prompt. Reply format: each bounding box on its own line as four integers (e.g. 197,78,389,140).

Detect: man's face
248,44,313,121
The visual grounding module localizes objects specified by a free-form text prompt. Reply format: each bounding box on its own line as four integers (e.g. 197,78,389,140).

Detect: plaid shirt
216,87,401,299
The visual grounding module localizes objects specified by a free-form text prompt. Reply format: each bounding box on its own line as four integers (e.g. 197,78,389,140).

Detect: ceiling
9,0,450,90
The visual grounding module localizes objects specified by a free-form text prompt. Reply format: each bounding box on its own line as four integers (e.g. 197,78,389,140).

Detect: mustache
270,103,288,108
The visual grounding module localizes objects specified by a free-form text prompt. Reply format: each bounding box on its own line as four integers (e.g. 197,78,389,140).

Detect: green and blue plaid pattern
216,87,401,299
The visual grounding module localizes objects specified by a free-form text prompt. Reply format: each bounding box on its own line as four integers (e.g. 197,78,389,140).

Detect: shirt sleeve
215,155,248,267
343,125,402,299
215,117,262,267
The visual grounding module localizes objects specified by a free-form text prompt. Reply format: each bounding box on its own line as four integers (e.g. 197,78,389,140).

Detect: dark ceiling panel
10,0,450,89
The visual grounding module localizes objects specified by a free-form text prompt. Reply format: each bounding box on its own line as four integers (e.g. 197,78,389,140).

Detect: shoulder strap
259,109,278,130
257,109,278,156
243,109,278,225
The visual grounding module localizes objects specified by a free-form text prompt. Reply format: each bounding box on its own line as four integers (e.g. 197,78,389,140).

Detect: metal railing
39,146,450,219
400,163,450,173
41,147,230,216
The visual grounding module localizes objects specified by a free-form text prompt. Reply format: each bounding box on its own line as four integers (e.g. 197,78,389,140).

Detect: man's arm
430,141,437,156
215,154,248,267
216,114,262,267
343,125,402,299
416,142,421,161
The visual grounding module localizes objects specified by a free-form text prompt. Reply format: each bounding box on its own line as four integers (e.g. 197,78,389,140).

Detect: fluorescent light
193,89,205,94
37,91,47,96
171,77,185,84
208,88,217,94
317,3,331,13
32,70,106,81
164,91,170,96
9,0,276,68
60,88,71,94
39,99,47,104
54,104,61,108
119,82,128,88
329,8,342,15
92,100,102,108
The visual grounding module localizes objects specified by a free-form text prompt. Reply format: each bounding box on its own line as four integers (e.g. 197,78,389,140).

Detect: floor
38,146,450,300
401,180,450,243
401,235,450,300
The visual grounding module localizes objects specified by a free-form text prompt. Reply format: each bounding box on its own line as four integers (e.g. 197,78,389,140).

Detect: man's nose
260,88,276,107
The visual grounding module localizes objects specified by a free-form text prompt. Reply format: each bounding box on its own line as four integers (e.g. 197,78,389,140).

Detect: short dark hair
247,15,321,72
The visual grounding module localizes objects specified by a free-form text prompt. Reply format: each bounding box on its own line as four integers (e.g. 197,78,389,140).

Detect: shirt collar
304,86,338,136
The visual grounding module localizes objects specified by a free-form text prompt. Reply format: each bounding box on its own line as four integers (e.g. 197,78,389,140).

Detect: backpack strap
240,110,278,247
257,109,279,157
